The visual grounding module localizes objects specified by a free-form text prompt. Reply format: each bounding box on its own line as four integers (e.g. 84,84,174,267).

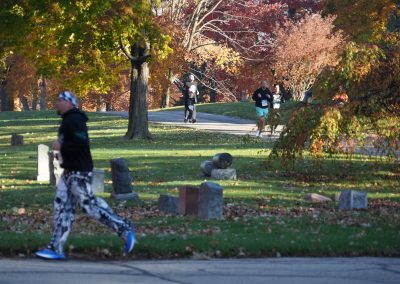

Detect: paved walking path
104,110,399,157
1,257,399,284
105,110,284,139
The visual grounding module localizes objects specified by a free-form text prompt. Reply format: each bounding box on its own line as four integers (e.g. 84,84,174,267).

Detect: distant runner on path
252,80,273,138
174,73,199,123
183,74,199,123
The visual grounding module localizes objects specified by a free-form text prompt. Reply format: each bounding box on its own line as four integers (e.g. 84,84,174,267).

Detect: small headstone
304,193,332,203
211,168,237,180
212,153,233,169
158,195,179,214
339,190,368,210
200,160,215,176
49,151,63,186
37,144,50,182
178,186,199,215
198,182,223,220
335,192,341,202
110,158,138,200
11,134,23,146
92,169,105,194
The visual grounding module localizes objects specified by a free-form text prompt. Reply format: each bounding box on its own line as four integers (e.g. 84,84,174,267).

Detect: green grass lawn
0,110,399,259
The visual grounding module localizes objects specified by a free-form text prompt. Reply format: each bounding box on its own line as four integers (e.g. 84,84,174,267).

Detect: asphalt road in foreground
1,257,399,284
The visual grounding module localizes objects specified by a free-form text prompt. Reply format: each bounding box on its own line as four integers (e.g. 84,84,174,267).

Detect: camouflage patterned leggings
49,170,131,254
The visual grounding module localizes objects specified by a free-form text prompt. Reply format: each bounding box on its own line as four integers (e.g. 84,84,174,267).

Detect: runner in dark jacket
58,108,93,171
252,80,272,137
35,91,135,260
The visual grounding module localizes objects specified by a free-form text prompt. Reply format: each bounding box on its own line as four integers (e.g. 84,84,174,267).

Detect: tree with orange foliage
271,0,400,163
271,13,344,101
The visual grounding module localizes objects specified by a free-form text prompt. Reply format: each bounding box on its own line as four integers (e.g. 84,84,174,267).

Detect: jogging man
184,74,199,123
35,91,135,260
252,81,273,138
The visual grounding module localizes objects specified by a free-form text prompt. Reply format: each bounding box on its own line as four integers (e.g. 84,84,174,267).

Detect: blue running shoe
35,249,65,260
125,229,135,254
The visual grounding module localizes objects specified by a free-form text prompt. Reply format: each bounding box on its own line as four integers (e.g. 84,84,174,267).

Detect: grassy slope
0,111,399,259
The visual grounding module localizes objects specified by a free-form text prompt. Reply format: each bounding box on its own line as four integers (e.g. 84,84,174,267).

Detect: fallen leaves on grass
1,199,399,236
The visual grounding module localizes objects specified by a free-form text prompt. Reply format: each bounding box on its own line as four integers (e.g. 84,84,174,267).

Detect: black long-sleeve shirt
252,87,272,108
58,108,93,172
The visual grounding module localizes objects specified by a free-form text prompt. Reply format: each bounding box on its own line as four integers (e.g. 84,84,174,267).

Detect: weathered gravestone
11,134,23,146
178,186,199,215
200,160,215,176
92,169,105,194
304,193,332,203
211,168,237,180
37,144,50,182
49,150,63,186
212,153,233,169
198,182,223,220
110,158,138,200
158,194,179,214
339,190,368,210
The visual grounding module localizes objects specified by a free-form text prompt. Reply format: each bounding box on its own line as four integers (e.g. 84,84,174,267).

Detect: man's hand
53,140,61,150
257,93,262,98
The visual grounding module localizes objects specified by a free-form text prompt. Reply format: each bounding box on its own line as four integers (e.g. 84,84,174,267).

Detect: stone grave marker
212,153,233,169
49,150,63,186
339,190,368,210
92,169,105,194
200,160,215,176
211,168,237,180
11,134,23,146
37,144,50,182
178,186,199,215
304,193,332,203
110,158,138,200
158,195,179,214
198,181,223,220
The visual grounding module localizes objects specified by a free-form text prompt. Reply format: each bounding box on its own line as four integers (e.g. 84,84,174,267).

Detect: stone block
339,190,368,210
200,160,215,176
37,144,50,182
110,158,133,194
178,186,199,215
49,150,63,186
212,153,233,169
198,182,223,220
304,193,332,203
11,134,23,146
92,169,105,194
211,168,237,180
158,194,179,214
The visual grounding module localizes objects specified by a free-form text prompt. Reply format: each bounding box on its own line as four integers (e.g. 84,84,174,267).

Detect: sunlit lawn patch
0,111,399,259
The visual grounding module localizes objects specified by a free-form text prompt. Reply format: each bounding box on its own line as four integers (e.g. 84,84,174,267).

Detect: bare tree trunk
123,42,151,140
39,77,47,111
0,85,14,111
164,86,171,108
19,95,30,111
161,68,175,108
32,89,38,110
0,86,7,111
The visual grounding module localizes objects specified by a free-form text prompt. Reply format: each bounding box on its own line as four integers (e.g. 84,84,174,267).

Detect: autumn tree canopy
271,0,400,162
271,13,344,101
